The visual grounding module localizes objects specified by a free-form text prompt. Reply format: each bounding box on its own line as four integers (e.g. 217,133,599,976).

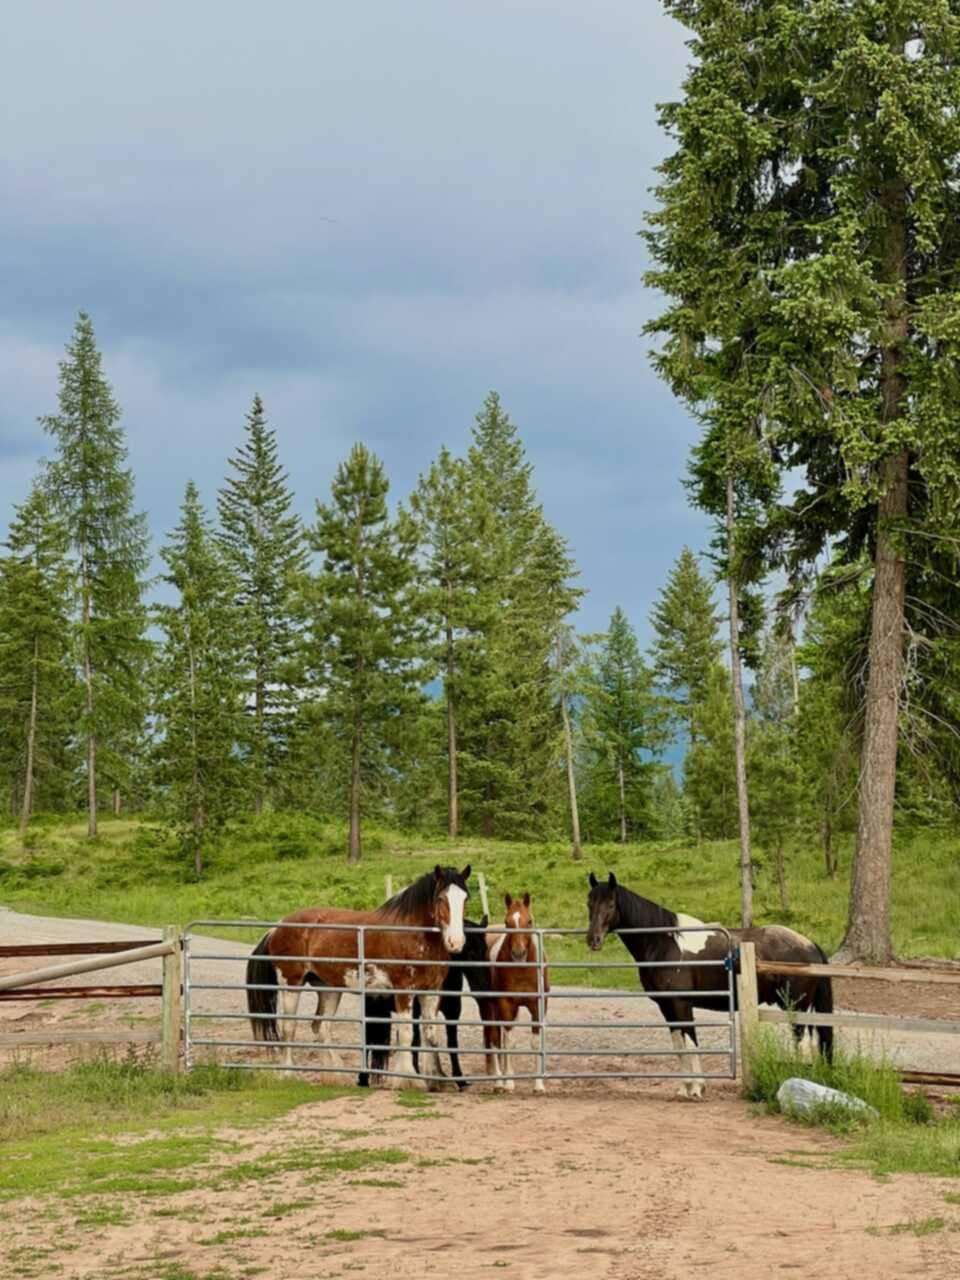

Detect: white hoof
533,1079,546,1095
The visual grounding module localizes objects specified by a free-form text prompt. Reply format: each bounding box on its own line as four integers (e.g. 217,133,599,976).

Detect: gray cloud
2,0,710,643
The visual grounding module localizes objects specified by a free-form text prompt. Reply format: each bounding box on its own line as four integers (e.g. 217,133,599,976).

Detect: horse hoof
533,1082,546,1095
503,1078,515,1093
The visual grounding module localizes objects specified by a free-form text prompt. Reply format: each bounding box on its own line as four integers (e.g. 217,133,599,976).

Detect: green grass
0,1060,363,1200
748,1030,960,1178
1,814,957,984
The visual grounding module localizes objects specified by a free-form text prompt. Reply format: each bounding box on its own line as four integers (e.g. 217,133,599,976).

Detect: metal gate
183,920,737,1087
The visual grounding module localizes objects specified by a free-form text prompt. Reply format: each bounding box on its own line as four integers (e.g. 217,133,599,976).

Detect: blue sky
1,0,711,644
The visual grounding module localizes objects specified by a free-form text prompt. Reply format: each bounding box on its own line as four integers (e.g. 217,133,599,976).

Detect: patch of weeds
943,1191,960,1205
216,1146,410,1188
394,1091,435,1109
262,1198,314,1218
198,1228,270,1246
888,1216,951,1236
73,1202,132,1228
767,1156,824,1170
326,1228,378,1242
347,1178,404,1189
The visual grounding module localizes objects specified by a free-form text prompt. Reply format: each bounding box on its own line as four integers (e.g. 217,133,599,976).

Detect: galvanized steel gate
183,920,737,1086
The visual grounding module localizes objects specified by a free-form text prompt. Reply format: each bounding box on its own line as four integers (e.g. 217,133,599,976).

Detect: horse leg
498,1000,516,1092
528,997,546,1094
441,990,464,1087
418,994,445,1091
390,993,417,1083
671,1000,704,1100
312,990,342,1072
277,982,303,1073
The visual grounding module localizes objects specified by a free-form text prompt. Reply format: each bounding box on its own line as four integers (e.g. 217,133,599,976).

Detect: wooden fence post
477,873,490,921
161,925,183,1073
736,940,759,1092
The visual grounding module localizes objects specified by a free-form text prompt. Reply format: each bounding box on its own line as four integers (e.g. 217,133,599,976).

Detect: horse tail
359,993,393,1086
812,944,834,1062
247,932,279,1042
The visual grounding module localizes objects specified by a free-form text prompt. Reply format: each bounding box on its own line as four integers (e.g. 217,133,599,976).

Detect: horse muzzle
443,930,465,954
587,934,605,952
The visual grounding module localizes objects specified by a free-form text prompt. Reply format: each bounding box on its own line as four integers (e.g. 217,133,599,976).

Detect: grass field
0,814,958,983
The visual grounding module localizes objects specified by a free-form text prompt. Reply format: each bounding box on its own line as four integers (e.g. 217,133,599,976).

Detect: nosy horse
586,872,833,1099
485,892,549,1094
246,864,470,1086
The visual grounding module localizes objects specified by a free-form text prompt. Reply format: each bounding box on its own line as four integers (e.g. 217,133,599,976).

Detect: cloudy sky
2,0,710,641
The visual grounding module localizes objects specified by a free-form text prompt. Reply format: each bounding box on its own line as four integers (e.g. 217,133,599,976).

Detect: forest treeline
1,316,956,885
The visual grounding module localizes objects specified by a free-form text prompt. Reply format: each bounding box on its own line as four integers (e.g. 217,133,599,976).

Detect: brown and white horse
485,892,549,1093
586,872,834,1099
246,865,470,1085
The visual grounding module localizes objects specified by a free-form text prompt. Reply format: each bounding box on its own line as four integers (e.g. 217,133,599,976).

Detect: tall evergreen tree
306,444,423,863
0,484,76,833
458,393,581,838
649,548,723,742
218,395,307,815
410,446,488,837
41,312,149,836
581,608,667,843
682,664,738,842
155,483,245,875
647,1,960,961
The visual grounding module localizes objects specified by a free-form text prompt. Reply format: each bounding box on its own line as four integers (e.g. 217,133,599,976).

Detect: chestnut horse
485,892,549,1093
246,864,470,1084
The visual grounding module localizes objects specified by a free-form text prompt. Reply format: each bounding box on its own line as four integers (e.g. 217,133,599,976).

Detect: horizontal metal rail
183,914,738,1085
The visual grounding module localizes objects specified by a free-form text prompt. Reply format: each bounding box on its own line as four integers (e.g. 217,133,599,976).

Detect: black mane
378,866,469,921
615,884,677,932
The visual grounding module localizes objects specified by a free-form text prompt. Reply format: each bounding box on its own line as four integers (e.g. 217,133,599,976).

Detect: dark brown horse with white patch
586,872,833,1099
246,865,470,1085
485,892,549,1093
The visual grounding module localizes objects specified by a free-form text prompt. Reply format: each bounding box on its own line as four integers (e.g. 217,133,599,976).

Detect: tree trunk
254,673,265,817
560,689,582,860
446,625,459,838
348,719,362,864
19,634,40,841
726,473,753,928
822,815,837,879
112,788,121,817
774,837,790,913
617,752,627,844
834,162,908,965
81,546,97,838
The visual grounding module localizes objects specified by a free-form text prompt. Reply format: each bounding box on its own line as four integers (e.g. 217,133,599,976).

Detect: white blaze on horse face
673,912,712,957
442,885,467,952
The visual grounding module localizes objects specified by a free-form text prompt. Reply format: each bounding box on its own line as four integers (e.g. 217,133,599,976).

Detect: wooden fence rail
0,929,183,1070
739,941,960,1090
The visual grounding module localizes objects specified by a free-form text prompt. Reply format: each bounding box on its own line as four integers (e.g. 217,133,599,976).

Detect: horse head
586,871,619,951
432,863,471,954
504,891,534,962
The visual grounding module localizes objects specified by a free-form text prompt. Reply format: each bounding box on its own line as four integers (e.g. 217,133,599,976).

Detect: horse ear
504,892,512,908
461,863,471,882
589,871,598,888
434,864,443,881
480,913,489,928
608,871,618,888
523,892,530,907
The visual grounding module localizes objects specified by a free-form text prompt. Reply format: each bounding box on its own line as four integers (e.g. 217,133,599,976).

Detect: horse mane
377,866,467,921
615,884,676,932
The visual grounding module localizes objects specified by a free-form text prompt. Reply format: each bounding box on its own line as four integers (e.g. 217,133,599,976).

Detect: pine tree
649,548,723,743
306,444,423,863
155,483,246,875
647,1,960,961
457,393,581,838
218,395,307,815
410,446,488,837
682,665,739,843
582,608,668,843
41,312,150,836
0,484,76,834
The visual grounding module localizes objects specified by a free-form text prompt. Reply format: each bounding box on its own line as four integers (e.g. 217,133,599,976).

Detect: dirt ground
3,1084,960,1280
3,908,960,1279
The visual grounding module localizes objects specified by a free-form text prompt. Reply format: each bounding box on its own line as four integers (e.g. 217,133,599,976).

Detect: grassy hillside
1,816,957,984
